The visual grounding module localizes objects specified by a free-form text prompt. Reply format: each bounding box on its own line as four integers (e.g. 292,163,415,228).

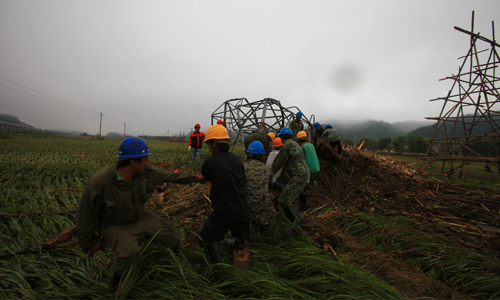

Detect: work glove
188,146,191,151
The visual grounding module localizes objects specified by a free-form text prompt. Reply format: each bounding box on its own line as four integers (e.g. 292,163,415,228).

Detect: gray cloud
0,0,498,135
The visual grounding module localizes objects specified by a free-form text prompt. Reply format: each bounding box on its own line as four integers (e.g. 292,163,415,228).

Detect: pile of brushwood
2,143,499,299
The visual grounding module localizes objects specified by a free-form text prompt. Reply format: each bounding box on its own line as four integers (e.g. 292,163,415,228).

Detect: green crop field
386,154,500,194
1,132,499,299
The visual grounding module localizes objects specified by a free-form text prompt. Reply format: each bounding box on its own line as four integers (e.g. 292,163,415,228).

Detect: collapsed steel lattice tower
211,97,315,143
423,12,500,173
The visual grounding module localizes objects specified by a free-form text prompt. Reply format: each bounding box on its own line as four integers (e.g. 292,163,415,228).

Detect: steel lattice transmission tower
423,12,500,174
211,97,315,145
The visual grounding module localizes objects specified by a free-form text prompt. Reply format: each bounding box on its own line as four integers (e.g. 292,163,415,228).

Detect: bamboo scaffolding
422,12,500,174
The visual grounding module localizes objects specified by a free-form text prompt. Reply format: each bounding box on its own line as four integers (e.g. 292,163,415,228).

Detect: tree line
343,135,429,155
345,135,498,157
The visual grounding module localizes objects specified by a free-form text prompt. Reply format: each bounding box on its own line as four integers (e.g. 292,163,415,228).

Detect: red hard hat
217,120,223,124
195,124,201,128
273,137,283,147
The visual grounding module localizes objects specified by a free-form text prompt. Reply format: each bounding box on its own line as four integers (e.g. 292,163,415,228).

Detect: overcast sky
0,1,499,136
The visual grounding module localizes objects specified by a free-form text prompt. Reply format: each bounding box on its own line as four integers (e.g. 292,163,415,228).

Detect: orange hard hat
195,124,201,128
268,132,275,140
297,131,307,140
204,124,230,142
272,137,283,147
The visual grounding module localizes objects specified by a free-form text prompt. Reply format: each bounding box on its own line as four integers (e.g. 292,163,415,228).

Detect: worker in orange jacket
189,124,205,163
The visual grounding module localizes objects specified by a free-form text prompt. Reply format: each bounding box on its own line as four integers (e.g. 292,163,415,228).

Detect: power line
0,77,100,114
0,83,97,115
0,77,126,125
13,115,72,132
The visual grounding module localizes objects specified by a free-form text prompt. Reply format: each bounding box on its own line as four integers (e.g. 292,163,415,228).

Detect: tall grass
335,214,500,299
1,135,405,299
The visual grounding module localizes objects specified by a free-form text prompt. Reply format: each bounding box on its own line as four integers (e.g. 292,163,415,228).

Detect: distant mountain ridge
2,112,438,141
323,119,433,141
407,115,493,139
0,113,37,129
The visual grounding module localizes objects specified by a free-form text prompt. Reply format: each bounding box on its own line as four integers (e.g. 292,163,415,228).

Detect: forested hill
407,115,492,139
0,113,27,125
0,113,36,129
328,120,404,141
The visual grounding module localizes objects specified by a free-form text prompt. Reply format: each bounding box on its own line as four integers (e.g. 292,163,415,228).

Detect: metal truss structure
422,12,500,174
210,97,315,144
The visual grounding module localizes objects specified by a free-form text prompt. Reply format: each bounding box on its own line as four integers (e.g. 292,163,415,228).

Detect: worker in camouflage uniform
225,140,275,245
288,112,304,140
243,141,276,231
244,131,274,156
313,122,327,145
318,124,342,156
76,137,204,287
271,127,309,233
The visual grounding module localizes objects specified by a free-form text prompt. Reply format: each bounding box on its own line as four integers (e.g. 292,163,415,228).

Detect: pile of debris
149,145,500,255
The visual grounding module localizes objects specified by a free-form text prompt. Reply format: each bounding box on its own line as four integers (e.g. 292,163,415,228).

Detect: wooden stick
320,139,342,160
325,243,344,267
48,188,84,193
0,240,78,259
0,210,77,218
481,203,491,212
42,225,77,250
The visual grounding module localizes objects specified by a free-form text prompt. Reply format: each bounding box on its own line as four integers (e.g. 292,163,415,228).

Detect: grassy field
384,154,500,194
1,132,499,299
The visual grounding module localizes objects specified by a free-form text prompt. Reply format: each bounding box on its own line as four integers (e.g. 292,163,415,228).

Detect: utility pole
99,112,103,138
123,122,126,137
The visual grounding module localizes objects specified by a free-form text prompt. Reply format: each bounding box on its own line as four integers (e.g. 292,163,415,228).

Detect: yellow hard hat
268,132,275,140
204,124,230,142
297,131,307,139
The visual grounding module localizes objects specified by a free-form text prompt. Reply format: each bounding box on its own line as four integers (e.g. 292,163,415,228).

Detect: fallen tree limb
0,210,76,219
42,225,77,250
48,188,84,193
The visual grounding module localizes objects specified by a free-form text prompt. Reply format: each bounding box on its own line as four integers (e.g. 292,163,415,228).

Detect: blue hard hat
296,112,303,118
279,127,293,136
314,122,321,129
247,141,265,154
326,124,333,129
117,137,152,158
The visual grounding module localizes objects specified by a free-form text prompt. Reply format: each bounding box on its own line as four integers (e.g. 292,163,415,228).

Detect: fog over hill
0,113,37,129
324,119,434,141
391,120,435,134
2,112,436,141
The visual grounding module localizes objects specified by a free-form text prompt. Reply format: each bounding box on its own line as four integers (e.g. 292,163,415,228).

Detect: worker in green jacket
76,137,204,287
296,130,320,211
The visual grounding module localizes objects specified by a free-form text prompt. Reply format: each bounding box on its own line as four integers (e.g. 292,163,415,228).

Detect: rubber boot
205,240,222,264
111,272,122,288
282,204,302,234
298,191,307,212
223,237,245,250
272,196,282,212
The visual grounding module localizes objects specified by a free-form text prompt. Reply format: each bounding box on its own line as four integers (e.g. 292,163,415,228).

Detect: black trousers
199,213,249,244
